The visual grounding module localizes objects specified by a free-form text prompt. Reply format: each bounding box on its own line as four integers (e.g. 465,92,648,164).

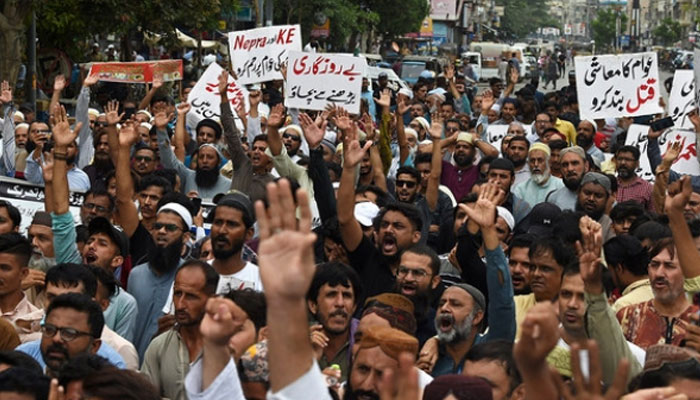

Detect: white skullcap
15,123,29,131
158,202,193,229
490,104,501,113
136,110,152,119
404,127,418,140
398,88,413,99
282,124,303,137
496,207,515,231
88,108,100,118
13,111,24,121
412,117,430,132
140,122,152,131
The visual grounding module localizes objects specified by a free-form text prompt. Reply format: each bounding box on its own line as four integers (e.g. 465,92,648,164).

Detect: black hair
465,340,522,395
441,102,455,111
396,166,422,183
529,236,576,271
548,139,568,151
58,354,112,388
414,152,432,166
616,145,641,161
689,219,700,238
543,100,560,111
0,200,20,229
508,135,530,149
488,77,503,86
225,288,267,333
0,367,49,400
321,216,343,245
356,185,392,208
82,369,160,400
610,201,645,223
46,293,105,338
137,174,173,195
307,262,363,306
76,225,90,244
552,211,584,247
604,173,618,193
536,111,553,123
253,134,268,144
373,202,424,233
177,259,220,296
88,265,117,298
648,237,675,260
0,233,31,268
507,234,536,257
0,351,42,375
445,118,463,130
85,188,115,212
632,221,672,246
604,235,650,277
153,169,178,190
46,263,98,298
326,162,342,180
403,244,440,277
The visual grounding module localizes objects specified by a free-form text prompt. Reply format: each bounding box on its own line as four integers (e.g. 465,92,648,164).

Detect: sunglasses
82,203,108,213
282,133,301,142
134,156,154,163
446,127,460,132
153,222,183,232
396,180,417,188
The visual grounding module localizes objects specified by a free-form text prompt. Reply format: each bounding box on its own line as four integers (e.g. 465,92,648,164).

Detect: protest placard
575,52,662,120
186,62,249,131
285,51,366,114
624,124,700,183
0,177,83,233
668,70,696,130
228,25,301,84
88,60,183,83
485,125,509,154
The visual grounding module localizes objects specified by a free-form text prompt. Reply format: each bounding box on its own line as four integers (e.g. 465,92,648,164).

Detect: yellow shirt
554,118,577,146
514,293,537,340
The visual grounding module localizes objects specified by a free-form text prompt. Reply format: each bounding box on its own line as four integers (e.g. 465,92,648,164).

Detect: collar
621,278,650,296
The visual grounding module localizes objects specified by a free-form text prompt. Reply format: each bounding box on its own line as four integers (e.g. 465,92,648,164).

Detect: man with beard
155,111,231,200
441,132,480,202
505,136,530,187
142,260,219,400
79,189,114,226
394,245,441,345
82,130,114,190
576,119,604,164
486,158,531,224
24,212,54,308
338,136,423,299
0,233,41,342
615,145,655,212
128,196,193,358
306,262,361,382
131,143,158,178
546,146,589,211
513,143,564,206
492,98,518,126
394,166,432,243
575,172,615,242
432,188,515,376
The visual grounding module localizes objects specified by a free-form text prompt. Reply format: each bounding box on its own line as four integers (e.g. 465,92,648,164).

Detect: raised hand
83,73,99,87
200,297,248,347
105,100,125,126
379,353,419,400
481,89,495,113
332,107,353,132
374,89,391,108
309,324,328,360
249,89,261,108
647,125,663,141
509,66,520,85
48,378,65,400
397,97,410,116
665,175,692,215
176,102,191,116
41,151,55,183
416,337,439,373
299,112,326,149
343,139,372,168
429,114,443,140
152,74,163,90
280,61,287,81
153,111,172,130
513,302,560,371
0,81,12,104
267,103,285,129
53,75,66,93
51,105,82,148
118,120,140,148
662,141,681,166
445,64,455,80
576,216,603,294
255,179,317,301
218,70,229,98
458,182,500,229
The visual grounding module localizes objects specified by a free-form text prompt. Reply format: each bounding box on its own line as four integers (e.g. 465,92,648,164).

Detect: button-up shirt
617,176,655,213
141,328,197,400
1,293,40,342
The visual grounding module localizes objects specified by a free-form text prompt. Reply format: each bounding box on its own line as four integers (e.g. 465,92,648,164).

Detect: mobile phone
192,198,202,214
650,116,674,132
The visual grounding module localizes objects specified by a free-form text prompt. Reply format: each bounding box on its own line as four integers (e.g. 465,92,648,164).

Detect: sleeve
24,151,44,185
2,105,16,177
157,128,190,184
139,342,162,391
647,137,662,174
307,147,336,222
246,115,262,144
185,357,245,400
267,361,333,400
481,246,516,342
455,230,489,305
584,292,643,385
265,146,305,181
114,289,138,343
75,87,94,169
378,113,393,174
51,211,82,264
221,100,254,193
476,114,489,141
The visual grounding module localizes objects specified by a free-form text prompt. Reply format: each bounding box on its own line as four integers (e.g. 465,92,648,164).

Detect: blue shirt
16,339,126,370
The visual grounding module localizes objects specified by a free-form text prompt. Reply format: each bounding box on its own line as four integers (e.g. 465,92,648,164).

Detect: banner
668,70,696,130
624,124,700,183
285,51,366,114
575,52,662,120
88,60,183,83
186,62,249,131
228,25,301,84
0,177,84,233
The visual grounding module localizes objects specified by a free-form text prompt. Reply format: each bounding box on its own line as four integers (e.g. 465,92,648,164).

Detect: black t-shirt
129,222,155,267
347,235,396,302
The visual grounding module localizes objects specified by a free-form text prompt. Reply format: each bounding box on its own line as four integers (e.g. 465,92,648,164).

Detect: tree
653,17,681,46
0,1,33,86
591,8,627,51
498,0,559,39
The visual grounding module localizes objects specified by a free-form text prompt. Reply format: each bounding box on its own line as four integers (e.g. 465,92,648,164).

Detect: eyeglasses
396,180,417,189
153,222,183,232
82,203,108,213
134,155,154,163
41,323,92,342
282,133,301,142
397,266,428,278
33,130,51,135
535,120,550,124
446,127,460,132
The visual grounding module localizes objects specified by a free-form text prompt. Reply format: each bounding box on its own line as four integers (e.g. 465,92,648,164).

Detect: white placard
285,51,366,114
228,25,302,84
668,70,696,130
575,52,662,120
186,63,249,131
485,125,509,155
623,124,700,183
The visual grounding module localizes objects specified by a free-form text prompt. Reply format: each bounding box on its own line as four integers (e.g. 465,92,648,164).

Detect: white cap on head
496,206,515,231
158,202,193,229
13,111,24,122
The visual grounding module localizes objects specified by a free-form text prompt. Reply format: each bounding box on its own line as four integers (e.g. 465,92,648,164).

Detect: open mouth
84,252,97,264
438,315,454,332
381,236,397,254
400,282,417,296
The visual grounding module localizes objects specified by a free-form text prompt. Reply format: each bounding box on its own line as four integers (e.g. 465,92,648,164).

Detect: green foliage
498,0,559,38
653,17,682,46
591,8,627,51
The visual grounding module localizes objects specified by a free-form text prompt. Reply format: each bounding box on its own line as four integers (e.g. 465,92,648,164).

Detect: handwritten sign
624,124,700,183
285,51,366,114
668,70,696,130
485,125,509,155
186,62,249,131
228,25,301,84
88,60,183,83
0,177,84,233
575,52,662,120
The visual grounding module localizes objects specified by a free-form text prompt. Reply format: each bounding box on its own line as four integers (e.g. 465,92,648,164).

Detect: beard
435,309,475,344
66,154,76,165
93,152,112,170
563,174,582,191
394,281,431,322
575,200,605,221
617,166,635,180
454,152,474,167
508,155,526,168
42,342,71,375
148,236,183,274
344,375,380,400
577,134,593,149
195,166,220,188
212,234,246,260
531,169,551,185
29,253,56,272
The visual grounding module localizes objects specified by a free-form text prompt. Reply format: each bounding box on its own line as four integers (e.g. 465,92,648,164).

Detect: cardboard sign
624,124,700,183
186,63,249,131
88,60,183,83
575,52,662,120
285,51,366,114
0,177,84,233
668,70,696,130
228,25,301,84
